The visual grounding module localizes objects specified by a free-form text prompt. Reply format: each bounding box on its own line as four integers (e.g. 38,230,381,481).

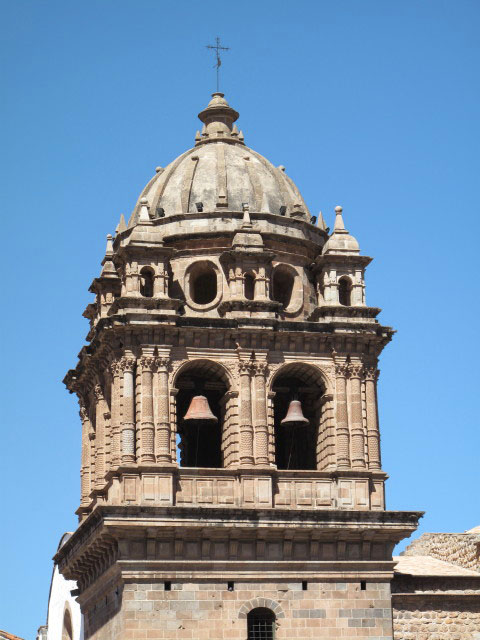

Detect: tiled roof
0,630,25,640
394,555,480,578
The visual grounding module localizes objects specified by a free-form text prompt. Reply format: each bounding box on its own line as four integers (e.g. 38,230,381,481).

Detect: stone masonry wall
393,599,480,640
402,533,480,572
117,579,394,640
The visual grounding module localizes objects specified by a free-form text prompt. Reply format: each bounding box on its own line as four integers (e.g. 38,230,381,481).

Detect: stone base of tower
56,506,421,640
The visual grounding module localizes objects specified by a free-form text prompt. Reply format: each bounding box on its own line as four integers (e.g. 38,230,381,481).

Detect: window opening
272,266,294,309
140,268,154,298
338,277,352,306
302,581,308,591
244,273,255,300
164,581,172,591
190,264,217,305
360,581,367,591
247,608,275,640
227,581,234,591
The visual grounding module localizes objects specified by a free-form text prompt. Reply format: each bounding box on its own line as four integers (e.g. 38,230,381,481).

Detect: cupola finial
196,93,243,146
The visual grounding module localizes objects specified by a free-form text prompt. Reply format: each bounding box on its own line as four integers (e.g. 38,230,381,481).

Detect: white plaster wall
46,537,83,640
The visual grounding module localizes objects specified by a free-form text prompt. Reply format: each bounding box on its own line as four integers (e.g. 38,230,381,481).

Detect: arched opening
140,267,154,297
272,364,325,470
62,608,73,640
338,276,352,306
272,265,294,309
175,361,229,468
244,273,255,300
247,608,275,640
189,262,217,305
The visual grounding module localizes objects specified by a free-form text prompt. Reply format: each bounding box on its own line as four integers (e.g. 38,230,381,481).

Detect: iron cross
206,37,230,92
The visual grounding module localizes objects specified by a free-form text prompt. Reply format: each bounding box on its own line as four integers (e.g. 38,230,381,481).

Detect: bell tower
57,93,421,640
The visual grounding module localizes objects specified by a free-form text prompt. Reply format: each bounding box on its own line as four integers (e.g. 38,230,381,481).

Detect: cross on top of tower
206,37,230,92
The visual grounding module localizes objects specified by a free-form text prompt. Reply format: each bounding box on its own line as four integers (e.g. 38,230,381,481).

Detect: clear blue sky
1,1,479,638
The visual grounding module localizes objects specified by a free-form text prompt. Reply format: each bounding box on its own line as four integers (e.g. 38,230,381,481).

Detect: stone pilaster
154,264,169,297
365,365,381,470
109,359,122,467
334,363,350,468
120,356,136,464
239,361,254,465
140,356,156,463
349,363,366,469
253,362,269,465
94,384,106,487
79,401,91,505
155,357,172,463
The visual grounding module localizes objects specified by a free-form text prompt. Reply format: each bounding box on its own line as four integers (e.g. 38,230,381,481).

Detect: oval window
272,266,295,308
190,265,217,305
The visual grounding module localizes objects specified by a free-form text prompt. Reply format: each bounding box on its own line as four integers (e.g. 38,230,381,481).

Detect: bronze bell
281,399,309,426
183,395,218,422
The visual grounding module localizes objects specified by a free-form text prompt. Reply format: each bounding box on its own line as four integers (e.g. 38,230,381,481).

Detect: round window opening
190,265,217,305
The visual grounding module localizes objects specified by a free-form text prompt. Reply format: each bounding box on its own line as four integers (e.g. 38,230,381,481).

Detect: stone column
256,266,268,300
140,356,156,463
120,356,136,464
238,361,254,465
335,363,350,468
349,363,366,469
94,384,106,487
154,262,169,297
253,363,269,465
109,359,122,467
155,357,172,463
79,401,91,505
365,365,381,469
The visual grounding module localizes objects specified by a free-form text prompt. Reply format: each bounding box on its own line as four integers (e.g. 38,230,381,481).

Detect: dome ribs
181,155,199,213
216,143,228,208
244,155,263,212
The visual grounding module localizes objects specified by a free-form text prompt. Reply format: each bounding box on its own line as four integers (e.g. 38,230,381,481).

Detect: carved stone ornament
364,365,379,382
140,356,156,371
119,356,136,372
348,363,364,378
94,384,104,401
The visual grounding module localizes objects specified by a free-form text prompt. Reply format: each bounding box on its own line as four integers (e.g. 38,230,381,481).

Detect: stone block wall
393,599,480,639
110,579,394,640
402,533,480,572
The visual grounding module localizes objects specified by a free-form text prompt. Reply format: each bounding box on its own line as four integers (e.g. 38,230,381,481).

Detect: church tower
58,93,421,640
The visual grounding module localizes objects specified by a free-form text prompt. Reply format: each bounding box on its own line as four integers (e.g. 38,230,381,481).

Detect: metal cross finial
206,37,230,92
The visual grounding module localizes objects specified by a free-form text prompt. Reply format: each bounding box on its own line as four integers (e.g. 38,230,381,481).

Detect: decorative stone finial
196,93,243,146
139,197,151,222
322,205,360,255
116,214,127,234
101,234,117,277
241,202,252,228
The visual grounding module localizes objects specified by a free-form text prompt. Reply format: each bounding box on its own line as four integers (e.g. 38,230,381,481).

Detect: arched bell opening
272,364,325,470
244,272,256,300
140,267,154,298
338,276,352,306
175,361,230,468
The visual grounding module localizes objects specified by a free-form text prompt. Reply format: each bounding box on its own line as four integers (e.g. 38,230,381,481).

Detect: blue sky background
1,1,479,637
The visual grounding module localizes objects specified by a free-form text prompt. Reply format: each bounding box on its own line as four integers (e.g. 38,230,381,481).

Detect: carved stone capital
94,384,104,401
348,363,364,379
119,356,136,373
79,405,88,424
252,362,269,377
109,358,123,378
155,357,171,372
238,361,255,375
334,362,349,378
364,365,379,382
140,356,156,372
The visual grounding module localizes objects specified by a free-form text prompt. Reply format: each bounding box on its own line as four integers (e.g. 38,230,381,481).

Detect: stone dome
128,93,316,227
